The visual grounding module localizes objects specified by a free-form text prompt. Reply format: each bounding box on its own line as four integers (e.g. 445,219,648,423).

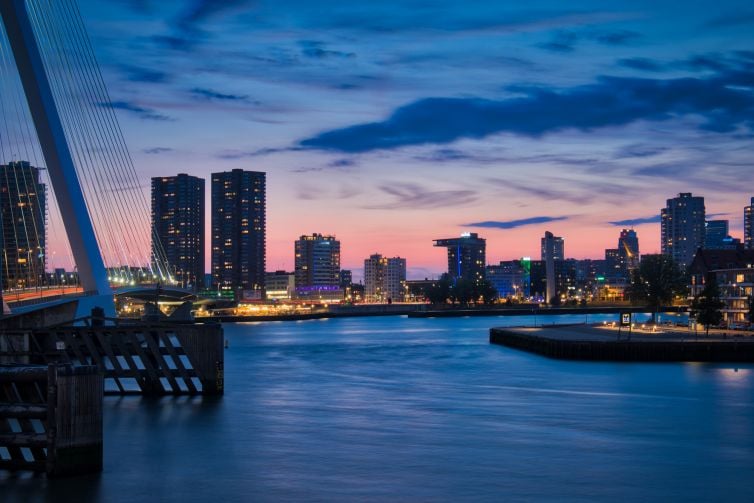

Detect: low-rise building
265,270,295,300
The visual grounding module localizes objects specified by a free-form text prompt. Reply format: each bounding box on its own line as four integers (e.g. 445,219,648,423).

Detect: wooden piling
46,364,103,477
0,363,103,477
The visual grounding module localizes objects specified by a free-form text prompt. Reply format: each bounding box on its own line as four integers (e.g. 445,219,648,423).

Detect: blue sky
77,0,754,277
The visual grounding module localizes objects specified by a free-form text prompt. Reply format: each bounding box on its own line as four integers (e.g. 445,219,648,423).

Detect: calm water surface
3,314,754,502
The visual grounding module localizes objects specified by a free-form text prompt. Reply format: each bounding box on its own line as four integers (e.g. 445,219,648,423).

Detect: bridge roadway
4,284,195,312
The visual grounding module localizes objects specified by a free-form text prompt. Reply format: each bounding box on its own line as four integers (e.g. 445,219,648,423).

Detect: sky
75,0,754,280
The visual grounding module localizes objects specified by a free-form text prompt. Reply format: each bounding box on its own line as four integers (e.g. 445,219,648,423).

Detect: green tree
475,280,498,305
453,278,475,305
626,269,648,304
628,255,687,321
690,277,725,336
748,296,754,327
426,275,451,305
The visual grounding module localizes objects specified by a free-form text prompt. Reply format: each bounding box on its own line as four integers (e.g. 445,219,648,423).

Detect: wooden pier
0,363,102,476
0,319,224,395
490,325,754,362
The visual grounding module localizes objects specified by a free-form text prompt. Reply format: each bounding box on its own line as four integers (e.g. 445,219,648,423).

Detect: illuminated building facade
486,260,526,299
211,169,266,295
151,173,204,289
541,231,563,303
540,232,564,261
295,233,341,288
618,229,639,273
364,254,406,302
661,192,705,270
265,270,295,300
605,248,621,279
746,198,754,250
705,220,729,249
434,233,486,284
0,161,46,290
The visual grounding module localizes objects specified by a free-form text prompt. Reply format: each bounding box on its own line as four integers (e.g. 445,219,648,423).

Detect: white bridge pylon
0,0,170,316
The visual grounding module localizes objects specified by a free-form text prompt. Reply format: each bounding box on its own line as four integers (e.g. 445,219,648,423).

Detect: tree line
424,275,498,306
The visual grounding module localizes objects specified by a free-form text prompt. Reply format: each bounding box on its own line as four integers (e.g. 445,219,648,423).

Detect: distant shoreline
203,305,685,323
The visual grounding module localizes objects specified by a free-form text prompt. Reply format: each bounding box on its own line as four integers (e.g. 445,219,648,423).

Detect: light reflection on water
2,313,753,502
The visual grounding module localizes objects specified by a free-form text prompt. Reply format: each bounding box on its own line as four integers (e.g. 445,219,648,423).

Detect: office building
540,232,564,261
746,198,754,249
541,231,563,303
339,270,353,288
605,248,621,279
705,220,729,249
434,233,486,284
529,260,547,300
0,161,46,290
151,174,205,289
574,259,606,289
211,169,266,295
265,270,295,300
294,234,341,300
661,192,705,270
618,229,640,273
364,254,406,303
486,260,526,299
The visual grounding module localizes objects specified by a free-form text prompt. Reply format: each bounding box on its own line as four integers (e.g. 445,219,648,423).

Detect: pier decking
490,324,754,362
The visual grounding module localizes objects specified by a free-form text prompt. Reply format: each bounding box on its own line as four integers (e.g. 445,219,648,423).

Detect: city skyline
45,1,754,276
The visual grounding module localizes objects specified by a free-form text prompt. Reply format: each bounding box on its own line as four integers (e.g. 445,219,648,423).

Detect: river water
3,313,754,502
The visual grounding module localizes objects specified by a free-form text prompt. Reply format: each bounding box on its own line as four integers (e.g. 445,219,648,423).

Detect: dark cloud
414,148,503,164
328,158,357,168
143,147,173,154
153,0,257,51
632,163,692,178
298,40,355,59
300,69,754,153
216,146,301,159
289,158,356,173
190,87,255,103
178,0,255,26
617,57,664,72
315,10,631,35
618,52,754,74
538,32,579,52
608,215,660,226
151,34,196,51
466,216,568,230
594,30,640,45
488,179,591,204
539,29,639,52
682,54,731,72
105,101,173,121
613,144,668,159
290,167,324,173
365,183,477,210
119,65,169,83
117,0,151,13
